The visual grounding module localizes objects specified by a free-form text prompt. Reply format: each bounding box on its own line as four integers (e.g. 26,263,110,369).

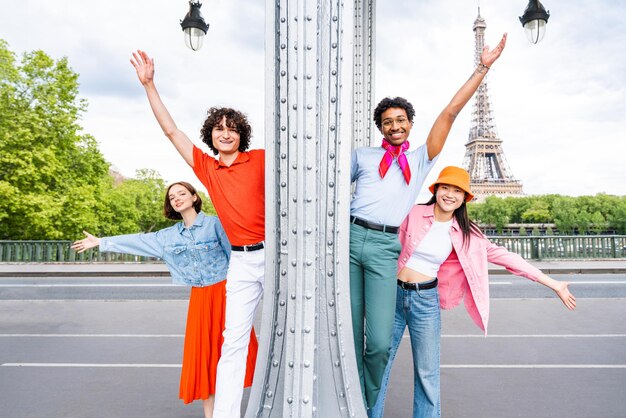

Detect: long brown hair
423,184,482,248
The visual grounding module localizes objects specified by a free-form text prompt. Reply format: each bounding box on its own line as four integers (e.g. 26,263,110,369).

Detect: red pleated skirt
179,280,258,404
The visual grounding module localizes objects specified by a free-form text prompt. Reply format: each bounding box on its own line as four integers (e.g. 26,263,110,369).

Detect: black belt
397,278,438,291
350,216,399,234
231,242,265,252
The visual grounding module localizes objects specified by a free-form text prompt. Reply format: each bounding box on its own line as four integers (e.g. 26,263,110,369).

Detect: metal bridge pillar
245,1,375,417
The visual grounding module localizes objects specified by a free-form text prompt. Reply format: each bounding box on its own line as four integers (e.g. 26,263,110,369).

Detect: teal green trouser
349,223,401,408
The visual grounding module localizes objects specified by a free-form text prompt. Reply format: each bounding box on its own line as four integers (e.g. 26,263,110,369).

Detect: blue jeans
369,280,441,418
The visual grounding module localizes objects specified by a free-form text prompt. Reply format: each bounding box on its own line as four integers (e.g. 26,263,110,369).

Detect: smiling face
212,116,241,157
434,183,466,217
168,184,197,215
380,107,412,146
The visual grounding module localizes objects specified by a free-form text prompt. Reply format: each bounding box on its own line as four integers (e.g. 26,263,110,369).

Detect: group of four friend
73,32,576,418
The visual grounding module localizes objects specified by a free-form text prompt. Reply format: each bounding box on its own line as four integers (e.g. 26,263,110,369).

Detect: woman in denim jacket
370,167,576,418
72,181,257,418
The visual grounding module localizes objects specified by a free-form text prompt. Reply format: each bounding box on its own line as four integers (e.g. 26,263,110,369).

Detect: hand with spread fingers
71,231,101,253
130,50,155,87
480,32,507,68
553,280,577,310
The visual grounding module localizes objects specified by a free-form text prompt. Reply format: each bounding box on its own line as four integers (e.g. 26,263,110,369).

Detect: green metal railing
1,236,625,262
0,241,161,263
488,235,626,260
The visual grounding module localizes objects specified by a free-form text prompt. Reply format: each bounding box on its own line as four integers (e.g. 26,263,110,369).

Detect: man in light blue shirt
350,33,508,410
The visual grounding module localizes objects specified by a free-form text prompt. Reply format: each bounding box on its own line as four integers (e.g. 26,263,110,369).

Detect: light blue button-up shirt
100,212,230,287
350,143,437,227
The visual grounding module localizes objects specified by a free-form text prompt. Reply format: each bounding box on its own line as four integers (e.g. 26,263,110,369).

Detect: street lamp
180,1,209,51
519,0,550,44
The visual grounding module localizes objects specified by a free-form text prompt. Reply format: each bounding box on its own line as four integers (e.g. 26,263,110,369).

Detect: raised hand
481,33,507,68
553,280,577,310
130,50,155,86
71,231,101,253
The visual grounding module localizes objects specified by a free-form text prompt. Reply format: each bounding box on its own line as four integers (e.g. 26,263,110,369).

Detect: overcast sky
1,0,624,198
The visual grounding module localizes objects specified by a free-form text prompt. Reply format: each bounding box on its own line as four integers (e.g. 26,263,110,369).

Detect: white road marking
0,284,177,287
3,363,623,369
568,281,626,284
488,281,626,285
401,334,626,339
0,334,183,338
2,363,180,368
1,333,621,339
442,364,626,369
1,281,625,288
441,334,626,338
491,297,626,301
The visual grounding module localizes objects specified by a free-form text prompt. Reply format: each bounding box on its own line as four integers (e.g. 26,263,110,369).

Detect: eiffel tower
462,8,524,201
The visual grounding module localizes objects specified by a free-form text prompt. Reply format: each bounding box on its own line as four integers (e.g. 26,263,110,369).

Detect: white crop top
404,219,453,277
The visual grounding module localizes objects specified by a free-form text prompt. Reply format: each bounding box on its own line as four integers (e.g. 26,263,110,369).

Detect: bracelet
478,63,490,70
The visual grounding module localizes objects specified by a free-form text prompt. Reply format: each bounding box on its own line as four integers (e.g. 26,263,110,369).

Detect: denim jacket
398,204,543,333
100,212,230,287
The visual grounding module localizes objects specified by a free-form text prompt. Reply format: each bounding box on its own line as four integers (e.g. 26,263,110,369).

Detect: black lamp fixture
180,1,210,51
519,0,550,44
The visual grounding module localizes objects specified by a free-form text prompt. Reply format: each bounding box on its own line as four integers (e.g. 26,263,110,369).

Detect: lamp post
519,0,550,44
180,1,209,51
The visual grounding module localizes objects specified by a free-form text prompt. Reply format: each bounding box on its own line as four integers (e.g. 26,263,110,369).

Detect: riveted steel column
353,0,376,148
246,1,374,417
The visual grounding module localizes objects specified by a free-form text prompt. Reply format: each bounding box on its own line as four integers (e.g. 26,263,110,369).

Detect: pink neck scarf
379,139,411,184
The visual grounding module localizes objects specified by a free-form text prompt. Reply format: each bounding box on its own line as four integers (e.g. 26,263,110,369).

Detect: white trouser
213,248,265,418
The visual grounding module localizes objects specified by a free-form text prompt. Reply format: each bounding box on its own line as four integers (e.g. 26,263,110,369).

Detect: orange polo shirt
193,146,265,246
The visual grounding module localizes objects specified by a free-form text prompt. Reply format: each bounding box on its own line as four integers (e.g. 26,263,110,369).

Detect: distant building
462,9,524,202
109,166,125,185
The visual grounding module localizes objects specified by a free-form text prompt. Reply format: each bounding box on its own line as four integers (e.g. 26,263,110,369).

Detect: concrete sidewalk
0,263,170,277
489,259,626,275
1,259,626,277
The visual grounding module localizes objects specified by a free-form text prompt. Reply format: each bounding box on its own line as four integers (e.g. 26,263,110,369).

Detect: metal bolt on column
246,1,375,417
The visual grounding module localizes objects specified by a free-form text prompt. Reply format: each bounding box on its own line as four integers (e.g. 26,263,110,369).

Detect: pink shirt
397,204,543,334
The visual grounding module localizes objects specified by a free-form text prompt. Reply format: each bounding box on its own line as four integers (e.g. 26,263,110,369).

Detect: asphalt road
1,273,625,417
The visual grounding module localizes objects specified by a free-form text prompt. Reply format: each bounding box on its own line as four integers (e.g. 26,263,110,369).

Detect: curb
488,268,626,275
2,269,626,278
0,271,171,278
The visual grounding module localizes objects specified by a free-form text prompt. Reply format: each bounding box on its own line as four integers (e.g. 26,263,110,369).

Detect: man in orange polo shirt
131,50,264,418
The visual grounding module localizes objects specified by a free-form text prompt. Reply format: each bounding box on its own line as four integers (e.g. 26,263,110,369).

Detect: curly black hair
372,97,415,130
200,107,252,155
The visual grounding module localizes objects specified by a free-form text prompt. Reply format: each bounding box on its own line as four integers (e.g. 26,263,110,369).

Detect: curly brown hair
200,107,252,155
163,182,203,220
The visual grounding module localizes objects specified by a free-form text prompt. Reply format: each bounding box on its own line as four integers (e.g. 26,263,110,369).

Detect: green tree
589,211,606,235
506,196,532,224
0,40,203,240
521,200,552,223
573,204,592,235
451,193,625,235
0,40,110,239
552,197,578,235
600,195,622,231
478,196,511,234
117,169,171,233
466,201,482,223
607,197,626,234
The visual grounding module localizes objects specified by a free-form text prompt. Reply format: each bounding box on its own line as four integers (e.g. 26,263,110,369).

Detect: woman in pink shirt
370,166,576,418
